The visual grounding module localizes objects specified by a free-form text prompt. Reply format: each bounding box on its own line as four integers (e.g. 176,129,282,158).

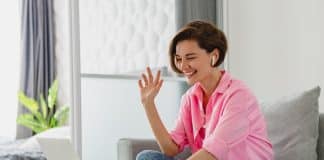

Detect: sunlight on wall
0,1,20,139
227,0,324,111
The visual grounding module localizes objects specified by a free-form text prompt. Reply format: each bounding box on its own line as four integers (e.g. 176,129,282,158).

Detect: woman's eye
187,57,196,60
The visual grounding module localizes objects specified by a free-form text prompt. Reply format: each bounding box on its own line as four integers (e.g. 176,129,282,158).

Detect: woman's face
175,40,215,85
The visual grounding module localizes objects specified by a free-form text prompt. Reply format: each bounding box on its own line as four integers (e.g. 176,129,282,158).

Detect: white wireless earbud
211,56,216,66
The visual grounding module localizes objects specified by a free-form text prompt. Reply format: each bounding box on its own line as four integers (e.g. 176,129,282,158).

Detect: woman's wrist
142,99,155,108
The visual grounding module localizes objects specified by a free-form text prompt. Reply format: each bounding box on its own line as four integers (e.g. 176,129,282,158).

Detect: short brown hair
169,20,228,74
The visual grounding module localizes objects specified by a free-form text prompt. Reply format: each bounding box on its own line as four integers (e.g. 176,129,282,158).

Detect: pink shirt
169,71,273,160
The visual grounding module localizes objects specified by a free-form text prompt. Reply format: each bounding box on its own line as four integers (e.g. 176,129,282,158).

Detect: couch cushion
19,126,70,150
261,86,321,160
317,113,324,160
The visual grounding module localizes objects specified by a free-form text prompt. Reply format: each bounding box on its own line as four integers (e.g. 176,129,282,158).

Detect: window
79,0,175,75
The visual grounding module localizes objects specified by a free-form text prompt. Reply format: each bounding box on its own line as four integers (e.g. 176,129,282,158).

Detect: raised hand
138,67,163,106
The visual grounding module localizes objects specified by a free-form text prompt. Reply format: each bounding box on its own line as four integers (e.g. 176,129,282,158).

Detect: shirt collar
214,70,231,94
192,70,232,97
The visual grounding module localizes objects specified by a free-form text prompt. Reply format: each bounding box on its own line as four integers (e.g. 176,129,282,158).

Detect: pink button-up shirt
169,71,273,160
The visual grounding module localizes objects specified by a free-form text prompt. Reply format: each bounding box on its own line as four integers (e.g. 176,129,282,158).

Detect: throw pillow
261,86,321,160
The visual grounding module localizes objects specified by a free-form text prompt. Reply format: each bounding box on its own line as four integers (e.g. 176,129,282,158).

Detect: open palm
138,67,163,105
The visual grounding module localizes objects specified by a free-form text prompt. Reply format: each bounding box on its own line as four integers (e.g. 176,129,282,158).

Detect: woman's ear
211,49,219,67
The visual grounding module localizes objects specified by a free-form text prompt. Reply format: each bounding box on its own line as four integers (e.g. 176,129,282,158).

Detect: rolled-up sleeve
169,95,189,152
203,90,253,160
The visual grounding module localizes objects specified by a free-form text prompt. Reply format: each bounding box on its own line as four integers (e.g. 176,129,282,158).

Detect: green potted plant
17,79,69,134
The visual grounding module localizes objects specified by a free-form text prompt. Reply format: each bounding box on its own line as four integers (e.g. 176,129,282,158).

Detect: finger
146,67,153,83
142,73,148,86
154,70,161,85
156,79,163,92
138,79,144,89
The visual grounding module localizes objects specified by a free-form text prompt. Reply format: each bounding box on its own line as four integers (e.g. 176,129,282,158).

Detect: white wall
0,0,19,139
226,0,324,111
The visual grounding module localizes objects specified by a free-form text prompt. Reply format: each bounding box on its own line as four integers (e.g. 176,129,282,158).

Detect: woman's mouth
183,71,197,78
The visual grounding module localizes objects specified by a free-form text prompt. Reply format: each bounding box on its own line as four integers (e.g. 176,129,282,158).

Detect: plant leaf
48,79,58,110
49,117,57,128
18,91,39,114
40,93,48,119
17,114,47,133
54,106,70,126
33,112,49,128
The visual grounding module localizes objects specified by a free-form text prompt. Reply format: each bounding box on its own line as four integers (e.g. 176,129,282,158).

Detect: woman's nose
179,59,189,70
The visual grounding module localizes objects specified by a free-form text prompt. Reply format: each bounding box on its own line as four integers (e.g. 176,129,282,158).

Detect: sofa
118,87,322,160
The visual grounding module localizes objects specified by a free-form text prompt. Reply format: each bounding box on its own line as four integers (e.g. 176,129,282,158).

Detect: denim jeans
136,150,178,160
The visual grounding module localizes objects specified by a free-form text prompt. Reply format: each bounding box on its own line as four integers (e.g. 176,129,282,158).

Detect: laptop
37,137,80,160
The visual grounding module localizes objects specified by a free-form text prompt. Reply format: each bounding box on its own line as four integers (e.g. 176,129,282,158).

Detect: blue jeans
136,150,178,160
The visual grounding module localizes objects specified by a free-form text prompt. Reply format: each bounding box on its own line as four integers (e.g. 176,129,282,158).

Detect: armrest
117,138,192,160
117,138,160,160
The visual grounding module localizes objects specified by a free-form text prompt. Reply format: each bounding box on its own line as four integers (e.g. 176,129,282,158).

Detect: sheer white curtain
0,1,20,139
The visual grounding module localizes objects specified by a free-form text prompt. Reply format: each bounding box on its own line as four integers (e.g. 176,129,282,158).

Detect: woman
137,20,273,160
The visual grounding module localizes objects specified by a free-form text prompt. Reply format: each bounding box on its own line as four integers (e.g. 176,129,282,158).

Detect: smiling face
175,40,216,85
